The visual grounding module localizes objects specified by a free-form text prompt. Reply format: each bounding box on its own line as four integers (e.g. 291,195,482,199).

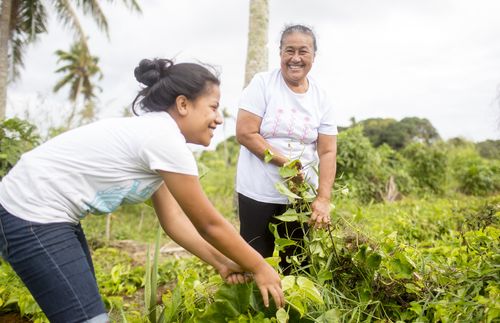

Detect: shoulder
308,76,330,100
249,69,280,85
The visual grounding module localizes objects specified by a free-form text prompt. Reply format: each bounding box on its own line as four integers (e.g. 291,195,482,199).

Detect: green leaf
264,149,274,163
275,182,301,200
296,277,324,304
366,252,382,270
316,309,342,322
281,276,296,291
279,166,298,178
276,307,289,323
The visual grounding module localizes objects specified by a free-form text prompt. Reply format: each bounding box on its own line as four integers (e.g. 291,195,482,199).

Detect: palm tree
244,0,269,87
53,41,102,128
0,0,141,119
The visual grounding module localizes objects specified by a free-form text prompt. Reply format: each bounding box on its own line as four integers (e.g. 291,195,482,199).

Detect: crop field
0,121,499,322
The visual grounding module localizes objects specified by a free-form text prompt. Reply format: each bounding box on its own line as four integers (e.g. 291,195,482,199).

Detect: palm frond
78,0,109,38
52,0,88,45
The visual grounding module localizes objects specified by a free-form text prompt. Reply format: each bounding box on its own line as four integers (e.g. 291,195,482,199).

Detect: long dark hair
132,58,220,115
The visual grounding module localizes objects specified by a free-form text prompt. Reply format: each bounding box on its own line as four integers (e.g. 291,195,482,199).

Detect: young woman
0,58,284,323
236,25,338,273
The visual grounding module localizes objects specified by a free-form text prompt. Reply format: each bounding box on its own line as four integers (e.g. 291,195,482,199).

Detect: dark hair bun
134,58,173,87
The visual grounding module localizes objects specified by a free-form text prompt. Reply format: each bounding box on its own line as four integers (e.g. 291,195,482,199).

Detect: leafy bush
337,126,414,202
0,118,40,178
402,142,448,194
457,159,500,196
447,144,500,196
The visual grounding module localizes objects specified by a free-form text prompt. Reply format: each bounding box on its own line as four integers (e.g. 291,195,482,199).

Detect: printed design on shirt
266,107,313,143
271,108,284,137
82,180,156,216
300,116,311,143
287,108,297,136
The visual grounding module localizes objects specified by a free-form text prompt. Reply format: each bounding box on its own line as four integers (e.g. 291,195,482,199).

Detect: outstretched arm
152,183,247,283
157,171,284,308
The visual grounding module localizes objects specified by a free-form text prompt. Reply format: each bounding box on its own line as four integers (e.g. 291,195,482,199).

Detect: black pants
238,193,307,274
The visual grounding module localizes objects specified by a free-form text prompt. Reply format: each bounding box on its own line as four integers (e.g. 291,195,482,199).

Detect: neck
284,77,308,94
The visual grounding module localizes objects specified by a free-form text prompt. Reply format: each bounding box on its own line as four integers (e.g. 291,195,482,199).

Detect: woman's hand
252,262,285,308
217,260,252,284
309,196,331,229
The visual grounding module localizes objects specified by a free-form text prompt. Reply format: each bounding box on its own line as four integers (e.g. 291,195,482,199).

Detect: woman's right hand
252,261,285,308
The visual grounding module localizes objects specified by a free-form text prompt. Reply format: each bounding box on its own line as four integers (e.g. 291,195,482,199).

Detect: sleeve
318,93,338,135
140,131,199,176
238,73,267,117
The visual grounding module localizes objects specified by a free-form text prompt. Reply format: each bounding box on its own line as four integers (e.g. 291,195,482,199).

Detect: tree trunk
0,0,13,120
244,0,268,87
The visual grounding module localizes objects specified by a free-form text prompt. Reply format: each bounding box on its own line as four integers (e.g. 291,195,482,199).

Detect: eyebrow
284,46,311,50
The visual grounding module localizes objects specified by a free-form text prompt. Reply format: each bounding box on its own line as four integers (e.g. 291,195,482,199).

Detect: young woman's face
280,32,315,86
183,84,222,146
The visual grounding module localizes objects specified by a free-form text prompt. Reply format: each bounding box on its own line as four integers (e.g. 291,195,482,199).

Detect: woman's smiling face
182,83,223,147
280,32,315,87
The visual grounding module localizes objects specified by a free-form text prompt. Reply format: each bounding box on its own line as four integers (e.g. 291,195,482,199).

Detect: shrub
402,142,448,194
0,118,40,178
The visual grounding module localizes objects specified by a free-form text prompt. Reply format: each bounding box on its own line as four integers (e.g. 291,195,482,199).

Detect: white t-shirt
236,69,338,204
0,112,198,224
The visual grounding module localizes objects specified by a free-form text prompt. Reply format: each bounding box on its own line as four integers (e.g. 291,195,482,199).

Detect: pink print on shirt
271,108,284,137
300,116,311,143
287,108,297,136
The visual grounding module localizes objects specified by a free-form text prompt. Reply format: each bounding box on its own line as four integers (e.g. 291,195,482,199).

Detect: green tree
359,117,440,150
359,118,397,147
476,139,500,160
53,41,103,128
0,0,141,119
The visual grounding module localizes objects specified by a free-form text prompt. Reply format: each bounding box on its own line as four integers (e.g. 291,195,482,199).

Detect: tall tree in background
359,117,440,150
0,0,141,120
53,41,103,128
244,0,268,87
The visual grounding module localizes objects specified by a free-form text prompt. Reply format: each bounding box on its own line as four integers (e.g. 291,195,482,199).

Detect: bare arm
152,183,246,282
158,170,284,308
236,109,288,167
310,134,337,229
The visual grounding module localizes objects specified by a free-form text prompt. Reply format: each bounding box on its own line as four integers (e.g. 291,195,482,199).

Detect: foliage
358,117,440,150
476,139,500,160
0,117,40,178
53,41,103,126
0,261,48,322
457,158,500,196
336,126,414,202
3,0,141,81
1,121,499,322
197,136,239,219
402,142,448,194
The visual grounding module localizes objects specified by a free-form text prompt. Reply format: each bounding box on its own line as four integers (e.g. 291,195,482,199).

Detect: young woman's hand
252,262,285,308
217,260,252,284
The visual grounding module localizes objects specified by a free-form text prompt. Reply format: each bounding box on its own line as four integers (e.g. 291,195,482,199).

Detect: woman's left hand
309,196,331,229
218,260,252,284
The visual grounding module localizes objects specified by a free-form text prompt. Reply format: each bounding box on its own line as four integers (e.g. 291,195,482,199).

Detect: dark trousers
0,204,107,323
238,193,307,274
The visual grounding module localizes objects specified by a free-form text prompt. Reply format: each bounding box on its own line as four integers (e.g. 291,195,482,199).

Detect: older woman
236,24,338,273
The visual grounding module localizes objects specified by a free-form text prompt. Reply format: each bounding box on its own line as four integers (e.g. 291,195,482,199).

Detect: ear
174,95,189,116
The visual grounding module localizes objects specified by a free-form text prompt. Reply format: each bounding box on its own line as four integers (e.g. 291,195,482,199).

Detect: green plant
402,142,448,194
0,118,40,178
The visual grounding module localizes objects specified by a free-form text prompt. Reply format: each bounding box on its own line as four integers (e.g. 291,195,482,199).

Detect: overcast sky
7,0,500,146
